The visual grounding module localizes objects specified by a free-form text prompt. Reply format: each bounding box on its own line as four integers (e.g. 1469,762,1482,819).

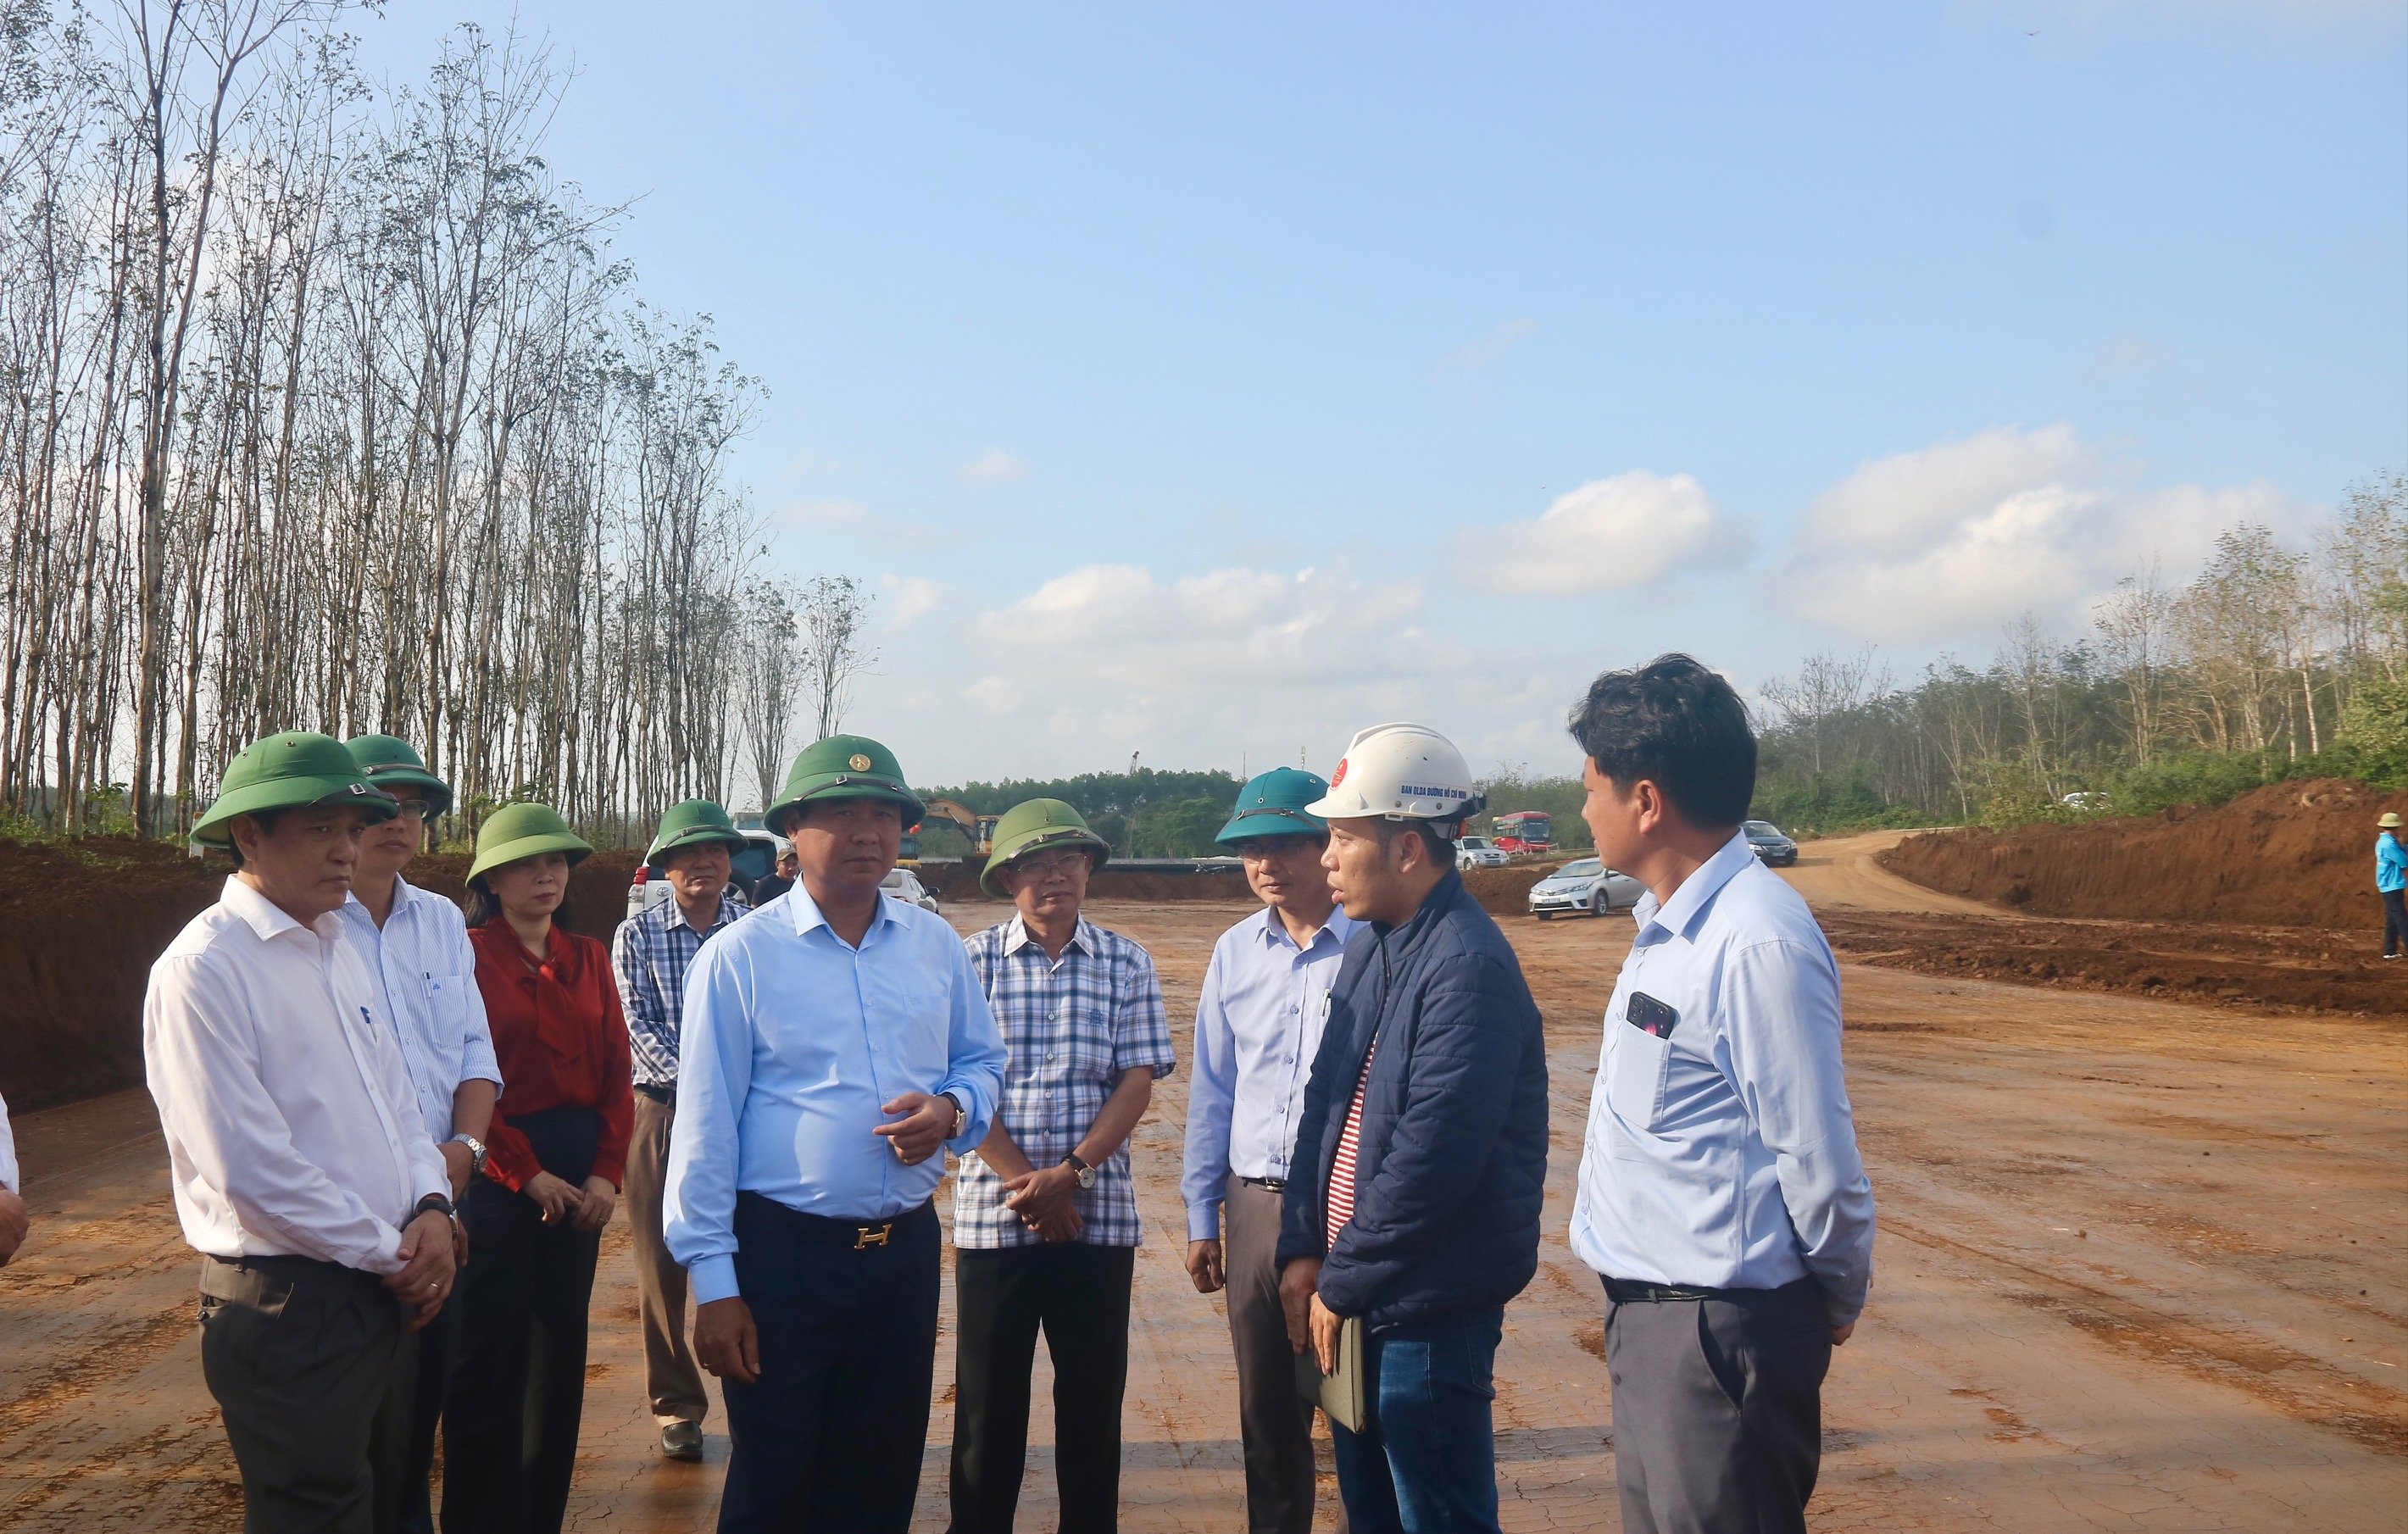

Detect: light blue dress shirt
664,885,1008,1306
335,875,502,1145
1569,832,1876,1326
1180,904,1359,1242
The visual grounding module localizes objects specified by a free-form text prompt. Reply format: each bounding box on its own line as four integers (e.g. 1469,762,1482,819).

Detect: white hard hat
1305,723,1486,825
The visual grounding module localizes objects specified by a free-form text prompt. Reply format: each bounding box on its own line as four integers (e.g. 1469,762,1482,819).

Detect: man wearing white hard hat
1565,655,1874,1534
1275,724,1549,1534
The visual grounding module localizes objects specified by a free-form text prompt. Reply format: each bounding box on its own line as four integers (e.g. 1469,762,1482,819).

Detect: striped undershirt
1326,1039,1377,1250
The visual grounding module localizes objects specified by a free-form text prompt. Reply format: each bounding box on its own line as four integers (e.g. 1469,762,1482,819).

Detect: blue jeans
1329,1307,1504,1534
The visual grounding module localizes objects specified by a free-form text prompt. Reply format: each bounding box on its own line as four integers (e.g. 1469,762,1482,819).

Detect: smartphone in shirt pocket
1607,991,1677,1131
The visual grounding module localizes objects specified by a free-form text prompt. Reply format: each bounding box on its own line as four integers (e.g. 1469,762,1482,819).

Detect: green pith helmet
466,802,592,887
1216,767,1332,847
982,798,1112,897
190,731,401,849
2382,812,2403,830
647,798,749,870
344,734,453,818
765,734,924,836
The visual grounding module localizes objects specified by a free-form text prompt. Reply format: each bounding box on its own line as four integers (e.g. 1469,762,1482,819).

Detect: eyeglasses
1012,849,1092,878
388,798,432,821
1232,836,1320,861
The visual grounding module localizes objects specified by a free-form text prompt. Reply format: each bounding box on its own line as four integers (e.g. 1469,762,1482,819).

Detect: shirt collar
786,882,903,948
1631,831,1758,943
1003,912,1096,959
1253,903,1351,953
220,875,328,944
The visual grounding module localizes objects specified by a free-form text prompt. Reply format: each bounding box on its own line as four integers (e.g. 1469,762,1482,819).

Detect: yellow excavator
910,798,998,864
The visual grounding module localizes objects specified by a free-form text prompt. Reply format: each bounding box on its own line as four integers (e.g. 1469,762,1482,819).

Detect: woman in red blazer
443,803,633,1534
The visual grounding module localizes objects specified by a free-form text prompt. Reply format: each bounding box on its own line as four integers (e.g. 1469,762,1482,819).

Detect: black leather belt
1602,1276,1732,1303
632,1082,674,1104
1238,1176,1287,1192
738,1190,933,1252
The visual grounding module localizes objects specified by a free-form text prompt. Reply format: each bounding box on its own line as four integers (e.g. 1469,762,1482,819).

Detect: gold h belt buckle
854,1222,893,1250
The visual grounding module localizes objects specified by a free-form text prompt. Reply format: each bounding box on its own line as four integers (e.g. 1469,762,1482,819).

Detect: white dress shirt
1569,832,1877,1326
336,875,502,1143
1180,904,1358,1242
144,876,449,1275
0,1086,17,1191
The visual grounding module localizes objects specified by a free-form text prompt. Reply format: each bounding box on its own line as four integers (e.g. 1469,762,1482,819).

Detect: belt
632,1082,675,1104
1601,1275,1817,1304
737,1190,934,1252
1238,1176,1287,1192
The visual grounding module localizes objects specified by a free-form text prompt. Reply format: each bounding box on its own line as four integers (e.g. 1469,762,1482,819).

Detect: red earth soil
923,857,1565,914
1881,777,2408,929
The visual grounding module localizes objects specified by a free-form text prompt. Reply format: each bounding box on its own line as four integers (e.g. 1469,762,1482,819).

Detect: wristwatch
414,1192,458,1223
450,1133,488,1178
941,1093,967,1139
1060,1153,1097,1191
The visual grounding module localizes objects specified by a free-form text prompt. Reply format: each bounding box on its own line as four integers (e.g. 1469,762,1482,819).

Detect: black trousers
948,1242,1137,1534
442,1108,603,1534
197,1253,409,1534
2383,888,2406,957
390,1287,453,1534
718,1192,943,1533
1604,1277,1832,1534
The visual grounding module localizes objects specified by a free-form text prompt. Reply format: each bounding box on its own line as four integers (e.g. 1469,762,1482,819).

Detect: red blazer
468,920,635,1192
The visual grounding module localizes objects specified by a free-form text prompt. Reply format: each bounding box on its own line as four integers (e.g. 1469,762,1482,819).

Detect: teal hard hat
646,798,749,870
466,802,592,887
1215,767,1332,846
765,735,924,836
344,734,452,818
982,798,1111,897
191,731,400,849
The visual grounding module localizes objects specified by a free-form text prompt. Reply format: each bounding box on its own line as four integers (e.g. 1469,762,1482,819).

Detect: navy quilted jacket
1277,870,1549,1329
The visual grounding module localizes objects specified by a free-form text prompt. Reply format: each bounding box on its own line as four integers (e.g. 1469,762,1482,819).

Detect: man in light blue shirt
2377,811,2405,959
1564,656,1874,1534
336,736,499,1534
1181,767,1357,1534
665,735,1006,1533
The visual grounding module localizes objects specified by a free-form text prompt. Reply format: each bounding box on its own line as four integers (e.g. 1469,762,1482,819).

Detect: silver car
1455,835,1510,870
881,867,942,914
1527,857,1644,920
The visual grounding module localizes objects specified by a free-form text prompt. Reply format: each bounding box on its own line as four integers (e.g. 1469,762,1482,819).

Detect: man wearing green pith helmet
664,736,1007,1531
143,731,459,1534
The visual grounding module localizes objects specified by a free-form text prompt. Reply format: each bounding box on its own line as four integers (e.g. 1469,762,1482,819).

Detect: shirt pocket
1060,1003,1115,1082
422,975,474,1056
1607,1022,1671,1132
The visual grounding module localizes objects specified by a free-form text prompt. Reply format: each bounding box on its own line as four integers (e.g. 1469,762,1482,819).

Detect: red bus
1493,810,1552,855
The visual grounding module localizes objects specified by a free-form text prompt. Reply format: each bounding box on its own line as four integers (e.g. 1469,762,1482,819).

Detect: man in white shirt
337,734,501,1534
1181,768,1357,1534
145,731,459,1534
0,1085,25,1265
1564,657,1875,1534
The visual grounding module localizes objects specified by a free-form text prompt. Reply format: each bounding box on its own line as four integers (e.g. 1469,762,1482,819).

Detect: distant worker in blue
1565,654,1876,1534
664,735,1008,1533
1182,767,1359,1534
1276,723,1551,1534
2378,810,2406,960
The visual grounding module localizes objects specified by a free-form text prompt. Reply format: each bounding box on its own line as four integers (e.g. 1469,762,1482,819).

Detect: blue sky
360,3,2407,788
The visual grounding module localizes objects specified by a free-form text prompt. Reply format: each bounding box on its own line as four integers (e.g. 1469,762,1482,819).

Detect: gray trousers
1225,1175,1326,1534
197,1254,411,1534
627,1089,709,1426
1604,1278,1832,1534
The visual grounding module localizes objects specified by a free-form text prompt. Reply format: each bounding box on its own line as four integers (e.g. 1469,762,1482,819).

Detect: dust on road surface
3,862,2402,1531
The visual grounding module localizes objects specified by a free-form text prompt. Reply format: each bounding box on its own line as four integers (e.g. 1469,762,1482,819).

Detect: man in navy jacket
1277,724,1549,1534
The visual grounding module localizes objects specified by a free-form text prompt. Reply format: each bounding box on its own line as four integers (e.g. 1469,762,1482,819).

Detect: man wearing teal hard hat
145,731,459,1531
612,798,753,1460
1177,767,1360,1534
336,734,503,1534
663,735,1006,1529
949,798,1176,1533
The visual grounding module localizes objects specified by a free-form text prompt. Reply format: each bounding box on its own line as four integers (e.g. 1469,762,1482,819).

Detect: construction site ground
2,831,2400,1531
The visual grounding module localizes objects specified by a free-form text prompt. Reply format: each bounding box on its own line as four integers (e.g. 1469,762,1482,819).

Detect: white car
626,829,786,920
1527,858,1644,920
881,868,941,914
1455,836,1510,870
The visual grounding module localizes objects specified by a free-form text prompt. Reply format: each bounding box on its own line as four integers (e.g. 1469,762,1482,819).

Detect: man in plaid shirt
610,800,750,1462
952,798,1176,1534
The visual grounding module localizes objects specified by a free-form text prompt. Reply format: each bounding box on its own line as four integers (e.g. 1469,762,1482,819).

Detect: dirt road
3,866,2402,1531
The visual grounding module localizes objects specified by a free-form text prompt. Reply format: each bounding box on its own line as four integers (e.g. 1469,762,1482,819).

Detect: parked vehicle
1527,858,1644,919
1493,809,1553,855
627,828,786,920
881,867,941,914
1743,820,1798,867
1455,835,1510,870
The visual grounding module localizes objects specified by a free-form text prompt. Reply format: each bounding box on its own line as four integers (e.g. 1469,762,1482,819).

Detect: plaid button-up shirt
612,889,749,1090
955,915,1176,1248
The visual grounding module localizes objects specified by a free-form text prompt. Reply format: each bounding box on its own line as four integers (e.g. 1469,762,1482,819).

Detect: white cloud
1781,425,2303,642
1456,471,1744,596
959,448,1028,485
881,574,944,624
